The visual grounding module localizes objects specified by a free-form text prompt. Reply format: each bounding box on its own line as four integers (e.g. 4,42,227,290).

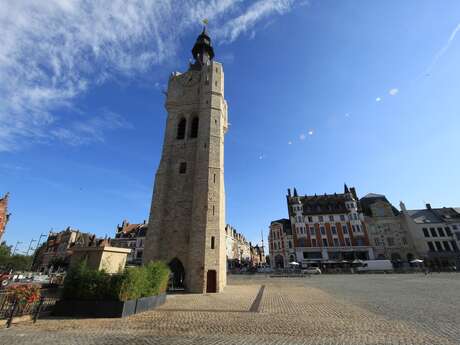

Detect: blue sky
1,0,460,253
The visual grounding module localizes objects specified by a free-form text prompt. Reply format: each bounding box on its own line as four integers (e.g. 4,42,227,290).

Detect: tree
0,242,33,272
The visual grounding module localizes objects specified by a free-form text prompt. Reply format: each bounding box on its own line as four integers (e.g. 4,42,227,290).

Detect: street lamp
12,241,22,255
26,239,37,256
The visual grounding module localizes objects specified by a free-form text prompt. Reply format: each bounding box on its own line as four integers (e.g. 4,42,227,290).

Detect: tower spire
191,22,215,69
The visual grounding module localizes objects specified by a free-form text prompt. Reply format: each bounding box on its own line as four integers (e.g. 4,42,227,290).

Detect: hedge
63,261,170,302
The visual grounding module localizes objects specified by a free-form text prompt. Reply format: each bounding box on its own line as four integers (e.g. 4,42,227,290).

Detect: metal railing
0,289,59,327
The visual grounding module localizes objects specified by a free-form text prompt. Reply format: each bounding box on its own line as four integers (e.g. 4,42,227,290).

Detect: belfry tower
143,28,228,293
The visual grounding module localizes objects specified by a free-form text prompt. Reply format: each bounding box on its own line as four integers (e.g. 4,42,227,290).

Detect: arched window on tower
177,118,186,139
190,117,199,138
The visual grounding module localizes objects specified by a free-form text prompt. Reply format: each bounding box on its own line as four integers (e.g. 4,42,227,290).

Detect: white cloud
345,113,350,117
0,0,297,151
376,97,382,102
288,140,292,145
215,0,298,43
299,133,306,140
389,88,399,96
308,130,314,136
426,22,460,74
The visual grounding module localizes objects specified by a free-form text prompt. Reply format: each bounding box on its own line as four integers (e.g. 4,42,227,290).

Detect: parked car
302,267,322,275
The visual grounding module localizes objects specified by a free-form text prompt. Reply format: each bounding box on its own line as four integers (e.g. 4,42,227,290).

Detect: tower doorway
169,258,185,290
206,270,217,293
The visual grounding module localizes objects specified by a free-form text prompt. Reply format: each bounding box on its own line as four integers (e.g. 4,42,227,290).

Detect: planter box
52,293,166,318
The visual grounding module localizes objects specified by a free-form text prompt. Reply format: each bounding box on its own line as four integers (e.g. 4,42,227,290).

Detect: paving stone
1,274,458,345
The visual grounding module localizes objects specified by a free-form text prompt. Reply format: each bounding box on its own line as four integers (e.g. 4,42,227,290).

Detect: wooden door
206,270,217,293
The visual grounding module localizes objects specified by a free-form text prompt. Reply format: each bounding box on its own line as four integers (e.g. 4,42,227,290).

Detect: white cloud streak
215,0,296,42
426,22,460,74
0,0,297,151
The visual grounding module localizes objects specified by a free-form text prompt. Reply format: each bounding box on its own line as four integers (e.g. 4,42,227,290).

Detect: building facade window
310,227,315,236
308,216,313,222
329,215,334,222
331,226,337,235
430,228,437,237
322,239,328,247
177,118,186,139
438,227,445,237
190,117,199,138
318,216,324,222
435,241,443,251
340,215,345,221
320,226,325,235
442,241,451,251
179,162,187,174
345,238,351,246
333,238,339,247
427,241,435,252
342,225,348,234
211,236,215,249
311,239,317,247
445,227,452,236
423,228,429,237
387,237,395,246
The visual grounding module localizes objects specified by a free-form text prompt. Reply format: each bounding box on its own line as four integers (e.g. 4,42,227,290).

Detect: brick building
33,227,97,272
270,185,375,270
110,220,147,266
268,219,294,268
0,193,10,243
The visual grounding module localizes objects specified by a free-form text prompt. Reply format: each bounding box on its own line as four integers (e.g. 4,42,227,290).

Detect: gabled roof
359,193,399,217
362,193,385,199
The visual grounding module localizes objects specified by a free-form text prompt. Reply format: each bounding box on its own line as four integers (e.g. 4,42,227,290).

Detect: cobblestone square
1,273,459,345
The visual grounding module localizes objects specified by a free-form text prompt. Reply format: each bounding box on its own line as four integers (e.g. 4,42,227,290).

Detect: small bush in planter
62,260,170,302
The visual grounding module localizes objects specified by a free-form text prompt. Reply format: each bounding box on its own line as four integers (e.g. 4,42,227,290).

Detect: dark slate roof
406,207,460,224
406,209,443,224
270,218,292,235
431,207,460,222
289,194,349,215
359,193,399,217
362,193,385,198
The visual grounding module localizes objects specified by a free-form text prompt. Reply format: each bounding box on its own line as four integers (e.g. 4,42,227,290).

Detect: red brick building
0,193,10,243
274,185,375,270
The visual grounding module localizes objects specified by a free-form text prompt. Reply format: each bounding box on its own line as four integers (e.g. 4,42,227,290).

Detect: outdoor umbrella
289,262,300,266
410,259,424,264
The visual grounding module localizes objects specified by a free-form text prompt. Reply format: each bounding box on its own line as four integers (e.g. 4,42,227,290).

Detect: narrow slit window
190,117,199,138
179,162,187,174
177,118,186,139
213,174,216,183
211,236,215,249
212,205,215,215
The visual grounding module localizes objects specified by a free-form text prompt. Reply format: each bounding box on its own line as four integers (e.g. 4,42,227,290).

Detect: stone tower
143,28,228,293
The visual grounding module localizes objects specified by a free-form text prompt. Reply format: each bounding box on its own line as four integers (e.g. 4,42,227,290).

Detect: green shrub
144,261,170,296
62,260,170,301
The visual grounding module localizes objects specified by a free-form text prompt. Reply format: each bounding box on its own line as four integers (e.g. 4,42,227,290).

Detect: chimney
426,203,432,210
